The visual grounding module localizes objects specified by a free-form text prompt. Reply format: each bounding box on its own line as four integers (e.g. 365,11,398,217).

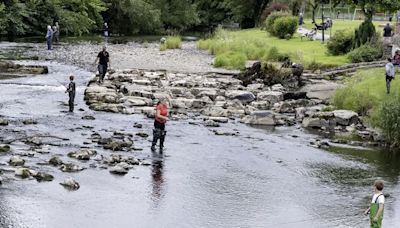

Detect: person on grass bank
385,58,395,94
364,180,385,228
151,98,169,152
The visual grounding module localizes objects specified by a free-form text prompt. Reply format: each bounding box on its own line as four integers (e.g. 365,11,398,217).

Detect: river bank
1,42,400,227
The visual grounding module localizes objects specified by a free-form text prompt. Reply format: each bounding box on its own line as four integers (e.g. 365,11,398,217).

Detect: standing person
383,23,393,44
151,98,169,152
95,46,110,84
45,25,53,50
393,50,400,68
385,58,395,94
103,22,109,43
65,75,76,112
298,13,304,30
54,22,60,43
364,180,385,228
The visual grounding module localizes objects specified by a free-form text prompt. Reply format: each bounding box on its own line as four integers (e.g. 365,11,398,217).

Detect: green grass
333,68,400,117
160,36,182,51
198,20,394,70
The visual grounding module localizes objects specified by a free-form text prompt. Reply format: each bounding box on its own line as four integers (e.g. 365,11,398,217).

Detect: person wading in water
95,46,110,84
151,98,169,152
65,75,76,112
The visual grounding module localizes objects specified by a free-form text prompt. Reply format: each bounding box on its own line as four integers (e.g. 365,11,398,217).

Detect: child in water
364,180,385,228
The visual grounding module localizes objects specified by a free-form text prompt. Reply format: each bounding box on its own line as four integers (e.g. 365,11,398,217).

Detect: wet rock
212,130,239,136
60,163,85,172
15,168,32,178
302,118,329,129
133,123,143,128
33,172,54,182
82,115,96,120
0,144,11,153
283,91,307,100
136,132,149,138
103,138,133,151
0,118,9,126
207,117,229,123
68,149,97,161
22,119,38,125
60,177,80,190
49,156,64,166
241,111,276,125
9,156,25,166
0,176,3,185
257,91,283,104
109,163,129,175
332,110,359,126
225,90,255,103
204,120,220,127
25,137,43,146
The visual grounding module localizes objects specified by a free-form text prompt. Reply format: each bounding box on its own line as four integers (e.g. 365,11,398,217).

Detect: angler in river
65,75,76,112
95,46,110,84
151,97,169,152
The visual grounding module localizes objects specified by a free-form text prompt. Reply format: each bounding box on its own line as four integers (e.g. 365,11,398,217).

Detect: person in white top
385,58,395,94
364,180,385,228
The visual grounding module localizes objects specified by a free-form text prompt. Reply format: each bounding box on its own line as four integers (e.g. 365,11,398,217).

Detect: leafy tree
224,0,272,28
153,0,199,32
195,0,231,31
333,0,400,22
103,0,162,35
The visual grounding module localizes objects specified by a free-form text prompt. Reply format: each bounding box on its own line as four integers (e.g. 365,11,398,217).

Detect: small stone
133,123,143,128
15,168,31,178
82,115,96,120
136,132,149,138
109,165,129,175
68,149,97,160
22,119,38,125
9,156,25,166
33,172,54,182
0,119,9,126
60,163,85,172
204,120,220,127
60,177,80,190
0,144,11,153
49,156,64,166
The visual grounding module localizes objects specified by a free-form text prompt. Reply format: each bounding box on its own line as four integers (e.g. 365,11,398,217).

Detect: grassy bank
198,20,393,70
160,36,182,51
333,68,400,147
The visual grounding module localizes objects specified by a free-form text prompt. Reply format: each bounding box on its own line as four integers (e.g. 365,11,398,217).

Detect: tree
224,0,272,28
334,0,400,22
306,0,319,23
195,0,231,31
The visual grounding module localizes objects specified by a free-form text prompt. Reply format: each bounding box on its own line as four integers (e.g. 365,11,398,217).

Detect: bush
327,30,354,55
271,16,298,39
214,52,247,69
265,11,291,35
348,44,382,63
374,96,400,147
265,47,290,62
260,3,289,23
160,36,182,51
306,60,337,72
353,20,376,48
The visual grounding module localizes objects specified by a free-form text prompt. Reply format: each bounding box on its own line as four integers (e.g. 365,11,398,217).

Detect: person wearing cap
151,98,169,152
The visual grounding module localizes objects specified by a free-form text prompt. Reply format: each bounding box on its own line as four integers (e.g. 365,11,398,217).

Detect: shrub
374,96,400,147
348,44,382,63
272,16,298,39
306,60,337,72
260,3,289,23
214,52,247,69
265,11,291,35
265,47,290,62
159,36,182,51
327,30,354,55
333,86,377,116
353,20,376,48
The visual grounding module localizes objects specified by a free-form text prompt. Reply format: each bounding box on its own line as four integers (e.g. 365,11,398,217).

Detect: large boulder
257,91,283,104
332,110,359,126
302,118,329,129
225,90,255,103
9,156,25,166
0,144,10,153
241,111,276,125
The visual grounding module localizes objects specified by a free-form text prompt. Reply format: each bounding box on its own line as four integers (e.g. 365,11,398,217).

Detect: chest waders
151,129,166,152
370,194,384,228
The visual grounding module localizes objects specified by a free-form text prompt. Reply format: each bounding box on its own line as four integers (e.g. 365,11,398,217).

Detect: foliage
260,3,289,22
353,20,375,48
265,47,290,62
272,16,298,39
348,44,382,63
104,0,162,35
335,0,400,21
153,0,199,32
327,30,354,55
224,0,271,28
265,11,291,36
196,0,230,30
374,96,400,148
214,52,247,69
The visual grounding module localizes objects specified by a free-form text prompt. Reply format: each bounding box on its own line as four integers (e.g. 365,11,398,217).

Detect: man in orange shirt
151,98,169,152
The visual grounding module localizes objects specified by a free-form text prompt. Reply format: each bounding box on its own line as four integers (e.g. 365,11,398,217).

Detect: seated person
302,28,317,40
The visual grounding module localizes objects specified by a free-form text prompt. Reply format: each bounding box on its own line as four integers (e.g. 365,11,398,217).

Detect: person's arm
95,54,99,65
65,83,70,93
364,207,370,215
108,57,111,68
156,109,168,121
373,204,384,221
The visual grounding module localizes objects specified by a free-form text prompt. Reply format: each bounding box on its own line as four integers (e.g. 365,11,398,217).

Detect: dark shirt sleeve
97,52,101,58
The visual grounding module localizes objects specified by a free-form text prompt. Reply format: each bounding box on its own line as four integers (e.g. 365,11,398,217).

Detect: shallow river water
1,45,400,228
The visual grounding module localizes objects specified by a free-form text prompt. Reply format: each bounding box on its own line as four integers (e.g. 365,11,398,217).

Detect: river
1,42,400,228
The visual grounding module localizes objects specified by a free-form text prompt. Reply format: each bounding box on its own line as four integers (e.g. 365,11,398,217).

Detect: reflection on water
151,151,165,208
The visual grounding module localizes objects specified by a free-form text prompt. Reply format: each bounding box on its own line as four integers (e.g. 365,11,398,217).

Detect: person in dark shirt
95,46,110,84
383,23,393,43
65,75,76,112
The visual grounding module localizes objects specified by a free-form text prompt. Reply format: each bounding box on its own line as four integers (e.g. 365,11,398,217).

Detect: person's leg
159,124,166,151
68,94,73,112
103,65,108,82
98,65,103,83
47,38,51,50
386,77,391,94
152,121,161,151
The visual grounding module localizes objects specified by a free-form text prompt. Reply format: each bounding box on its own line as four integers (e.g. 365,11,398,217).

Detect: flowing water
1,43,400,228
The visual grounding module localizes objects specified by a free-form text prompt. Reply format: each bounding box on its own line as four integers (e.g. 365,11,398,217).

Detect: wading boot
159,130,166,153
151,129,160,152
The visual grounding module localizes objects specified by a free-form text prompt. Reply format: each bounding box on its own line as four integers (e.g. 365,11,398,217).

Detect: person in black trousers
65,75,76,112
